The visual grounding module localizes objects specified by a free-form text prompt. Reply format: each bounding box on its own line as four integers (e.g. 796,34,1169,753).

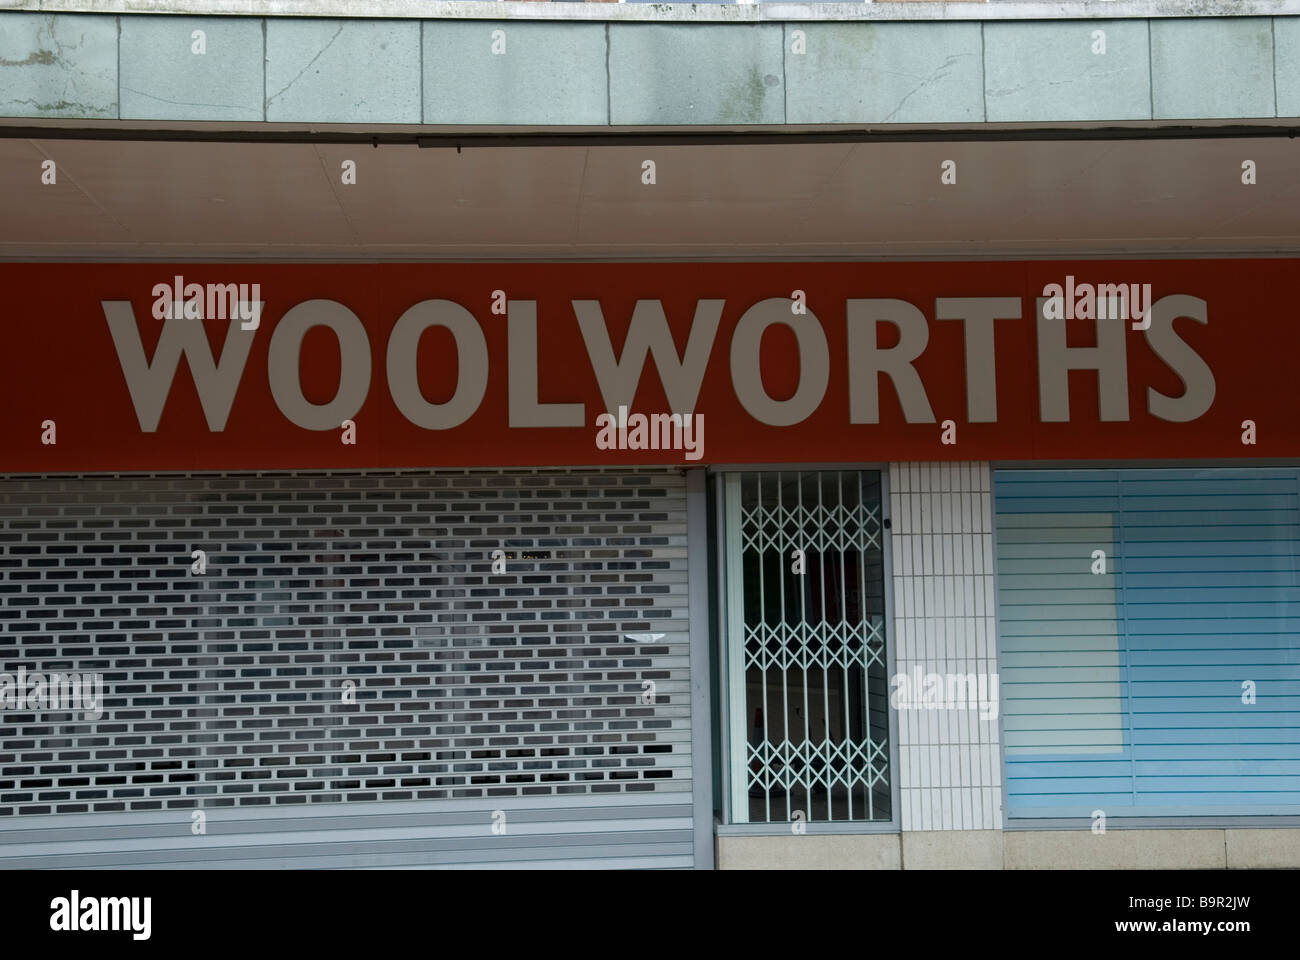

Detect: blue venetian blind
995,468,1300,818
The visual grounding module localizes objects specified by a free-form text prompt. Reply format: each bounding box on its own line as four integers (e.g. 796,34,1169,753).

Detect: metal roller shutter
995,467,1300,819
0,469,694,868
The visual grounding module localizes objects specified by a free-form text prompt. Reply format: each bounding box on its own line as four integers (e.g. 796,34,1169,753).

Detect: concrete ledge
902,829,1004,868
1005,829,1227,869
1225,828,1300,869
4,9,1299,125
716,832,902,869
2,1,1297,23
716,828,1298,868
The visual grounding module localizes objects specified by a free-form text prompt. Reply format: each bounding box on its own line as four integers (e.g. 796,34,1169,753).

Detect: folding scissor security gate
0,469,694,868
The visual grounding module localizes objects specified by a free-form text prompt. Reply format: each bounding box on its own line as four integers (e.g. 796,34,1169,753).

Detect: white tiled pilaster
889,462,1002,830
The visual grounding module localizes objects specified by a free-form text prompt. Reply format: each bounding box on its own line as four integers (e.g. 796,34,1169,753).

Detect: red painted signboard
1,261,1294,470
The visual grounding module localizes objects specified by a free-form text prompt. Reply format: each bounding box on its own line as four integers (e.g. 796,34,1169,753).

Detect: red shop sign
1,260,1294,471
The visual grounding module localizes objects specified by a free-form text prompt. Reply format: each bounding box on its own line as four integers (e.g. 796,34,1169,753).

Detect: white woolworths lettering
730,298,829,426
268,300,371,430
104,296,744,432
105,298,488,432
1034,293,1214,422
388,300,488,429
846,295,1214,425
101,294,1215,433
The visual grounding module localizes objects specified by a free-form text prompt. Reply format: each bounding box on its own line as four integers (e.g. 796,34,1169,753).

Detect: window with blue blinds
995,468,1300,819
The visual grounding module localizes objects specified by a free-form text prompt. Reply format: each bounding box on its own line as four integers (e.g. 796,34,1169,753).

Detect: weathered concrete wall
2,1,1294,23
2,10,1298,124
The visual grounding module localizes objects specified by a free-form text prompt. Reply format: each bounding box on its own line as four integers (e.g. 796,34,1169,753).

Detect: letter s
1145,294,1214,423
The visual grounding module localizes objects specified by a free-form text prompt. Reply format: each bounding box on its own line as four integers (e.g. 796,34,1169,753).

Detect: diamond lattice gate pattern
723,471,890,824
0,469,694,869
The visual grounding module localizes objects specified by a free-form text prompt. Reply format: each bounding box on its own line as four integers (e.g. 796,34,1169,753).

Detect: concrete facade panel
0,12,116,118
1150,17,1275,119
785,21,984,123
120,14,263,121
423,20,607,124
1275,16,1300,118
608,23,785,125
984,19,1151,122
265,18,421,123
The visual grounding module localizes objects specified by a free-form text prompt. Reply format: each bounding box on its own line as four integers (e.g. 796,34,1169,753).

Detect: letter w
573,299,723,415
102,301,254,432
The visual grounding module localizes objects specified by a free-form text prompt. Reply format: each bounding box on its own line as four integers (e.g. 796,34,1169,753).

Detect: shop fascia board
3,0,1298,22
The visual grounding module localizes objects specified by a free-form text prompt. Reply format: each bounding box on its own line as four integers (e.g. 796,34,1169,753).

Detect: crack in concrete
265,23,344,108
3,95,110,114
988,70,1131,100
120,83,247,111
4,17,115,116
883,53,969,122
